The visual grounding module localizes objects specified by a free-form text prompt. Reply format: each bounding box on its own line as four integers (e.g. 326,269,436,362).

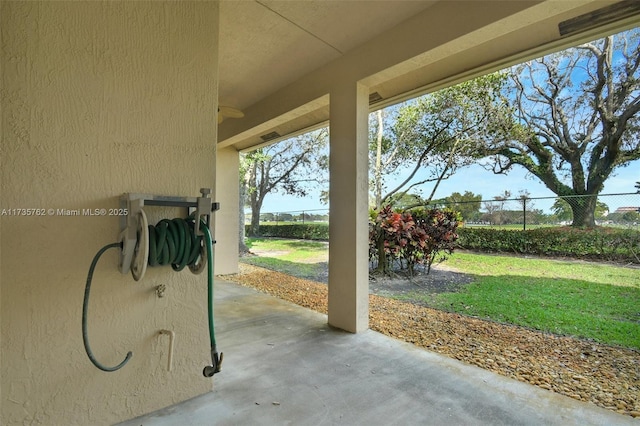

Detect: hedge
247,223,329,240
456,226,640,263
247,223,640,264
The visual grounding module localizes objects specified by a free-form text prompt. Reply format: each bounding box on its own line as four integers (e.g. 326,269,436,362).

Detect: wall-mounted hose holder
119,189,219,276
82,189,222,376
131,209,149,281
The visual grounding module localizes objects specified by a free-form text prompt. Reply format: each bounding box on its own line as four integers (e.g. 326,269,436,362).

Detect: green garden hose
201,221,223,377
82,242,133,372
148,218,202,271
82,216,221,376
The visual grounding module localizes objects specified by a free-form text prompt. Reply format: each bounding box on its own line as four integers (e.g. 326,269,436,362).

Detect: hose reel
131,212,208,282
82,189,222,377
131,209,148,281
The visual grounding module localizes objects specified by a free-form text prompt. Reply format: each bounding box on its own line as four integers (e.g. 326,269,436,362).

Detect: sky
256,29,640,217
256,160,639,216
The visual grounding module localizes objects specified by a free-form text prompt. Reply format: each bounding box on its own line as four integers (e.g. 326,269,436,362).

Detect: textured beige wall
1,2,219,424
215,146,240,275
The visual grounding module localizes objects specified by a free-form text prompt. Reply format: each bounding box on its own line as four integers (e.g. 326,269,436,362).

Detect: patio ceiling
217,0,640,150
218,0,436,111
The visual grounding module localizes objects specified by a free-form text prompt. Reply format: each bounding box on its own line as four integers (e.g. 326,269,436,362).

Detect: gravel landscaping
221,262,639,418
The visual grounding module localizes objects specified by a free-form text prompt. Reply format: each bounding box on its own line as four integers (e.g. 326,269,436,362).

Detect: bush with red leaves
370,205,461,276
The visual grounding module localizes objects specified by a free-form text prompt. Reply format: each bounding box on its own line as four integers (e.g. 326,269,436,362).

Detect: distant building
614,206,640,214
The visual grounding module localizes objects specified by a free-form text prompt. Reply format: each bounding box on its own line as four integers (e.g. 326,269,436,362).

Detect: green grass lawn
242,238,328,281
405,252,640,349
241,238,640,349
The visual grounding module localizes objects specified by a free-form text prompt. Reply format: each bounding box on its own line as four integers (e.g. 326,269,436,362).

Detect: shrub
369,205,461,276
411,208,461,273
246,223,329,240
456,226,640,263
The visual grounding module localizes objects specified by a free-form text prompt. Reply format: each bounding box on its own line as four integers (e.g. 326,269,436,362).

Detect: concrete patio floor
119,280,638,426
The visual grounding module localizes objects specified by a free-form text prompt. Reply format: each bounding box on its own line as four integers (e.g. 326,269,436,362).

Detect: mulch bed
221,263,640,418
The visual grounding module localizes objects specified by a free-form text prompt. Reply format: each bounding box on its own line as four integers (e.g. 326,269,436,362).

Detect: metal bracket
118,189,219,274
195,188,213,236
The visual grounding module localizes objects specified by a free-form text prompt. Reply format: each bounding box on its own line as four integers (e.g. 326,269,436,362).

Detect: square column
215,146,240,275
328,82,369,333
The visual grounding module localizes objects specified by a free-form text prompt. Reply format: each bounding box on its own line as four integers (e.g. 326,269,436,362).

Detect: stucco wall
214,146,240,275
1,2,219,424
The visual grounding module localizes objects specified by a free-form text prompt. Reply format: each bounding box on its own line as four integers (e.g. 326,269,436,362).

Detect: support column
215,146,240,275
328,82,369,333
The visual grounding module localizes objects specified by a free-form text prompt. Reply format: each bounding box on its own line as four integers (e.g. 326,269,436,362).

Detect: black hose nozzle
203,347,223,377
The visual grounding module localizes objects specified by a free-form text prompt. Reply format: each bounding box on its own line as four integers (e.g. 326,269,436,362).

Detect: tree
482,199,500,225
636,181,640,193
594,201,609,219
384,192,425,210
442,191,482,222
368,75,509,276
241,128,328,237
516,190,535,228
260,213,275,222
370,73,510,211
239,156,251,253
484,29,640,227
551,198,609,223
622,211,640,222
551,198,573,223
491,190,511,225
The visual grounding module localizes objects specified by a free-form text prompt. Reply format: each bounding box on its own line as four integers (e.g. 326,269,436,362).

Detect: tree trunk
569,196,597,228
238,180,250,254
247,160,262,237
375,232,389,274
249,208,261,237
374,110,384,209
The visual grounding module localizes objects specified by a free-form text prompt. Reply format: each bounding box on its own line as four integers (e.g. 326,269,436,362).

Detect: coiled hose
148,218,203,271
82,217,220,375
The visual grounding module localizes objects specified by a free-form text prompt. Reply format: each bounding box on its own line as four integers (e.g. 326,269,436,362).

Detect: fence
249,193,640,230
426,192,640,230
248,208,330,225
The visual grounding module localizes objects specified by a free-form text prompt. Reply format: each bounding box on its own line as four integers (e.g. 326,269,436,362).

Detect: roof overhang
217,0,640,151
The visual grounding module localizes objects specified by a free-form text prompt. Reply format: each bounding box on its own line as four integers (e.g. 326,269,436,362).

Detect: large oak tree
485,29,640,227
